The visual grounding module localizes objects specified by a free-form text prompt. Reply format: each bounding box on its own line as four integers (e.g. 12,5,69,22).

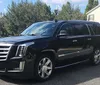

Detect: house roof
86,4,100,14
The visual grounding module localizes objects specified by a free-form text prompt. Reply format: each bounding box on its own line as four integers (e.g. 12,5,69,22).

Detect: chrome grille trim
0,48,10,50
0,52,8,54
0,43,13,61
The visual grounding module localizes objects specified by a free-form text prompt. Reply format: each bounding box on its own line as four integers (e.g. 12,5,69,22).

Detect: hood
0,35,45,44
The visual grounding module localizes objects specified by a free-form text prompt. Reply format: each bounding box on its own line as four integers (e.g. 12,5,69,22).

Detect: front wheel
34,54,54,81
90,49,100,65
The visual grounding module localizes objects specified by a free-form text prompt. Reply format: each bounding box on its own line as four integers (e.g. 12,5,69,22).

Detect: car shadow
0,61,100,85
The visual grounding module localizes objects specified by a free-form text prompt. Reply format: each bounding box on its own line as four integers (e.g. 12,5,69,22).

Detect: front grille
0,43,12,61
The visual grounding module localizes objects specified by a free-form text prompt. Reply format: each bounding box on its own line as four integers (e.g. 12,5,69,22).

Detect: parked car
0,20,100,81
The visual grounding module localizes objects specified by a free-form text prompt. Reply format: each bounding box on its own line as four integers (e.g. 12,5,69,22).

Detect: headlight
16,44,26,57
16,42,34,57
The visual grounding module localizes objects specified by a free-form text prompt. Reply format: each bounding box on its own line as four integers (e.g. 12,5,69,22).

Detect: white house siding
87,6,100,23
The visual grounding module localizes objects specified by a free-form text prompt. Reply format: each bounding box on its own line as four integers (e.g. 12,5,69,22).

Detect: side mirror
58,30,68,37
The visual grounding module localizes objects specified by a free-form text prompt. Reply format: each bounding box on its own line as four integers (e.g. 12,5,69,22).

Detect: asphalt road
0,61,100,85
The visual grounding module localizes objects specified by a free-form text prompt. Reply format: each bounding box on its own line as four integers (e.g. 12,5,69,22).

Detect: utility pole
54,6,59,22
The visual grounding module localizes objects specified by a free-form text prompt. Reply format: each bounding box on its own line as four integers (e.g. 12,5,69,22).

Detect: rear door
70,23,93,60
57,23,85,63
85,23,100,55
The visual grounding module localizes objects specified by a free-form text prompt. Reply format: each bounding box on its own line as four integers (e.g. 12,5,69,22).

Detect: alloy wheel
38,57,53,79
94,49,100,64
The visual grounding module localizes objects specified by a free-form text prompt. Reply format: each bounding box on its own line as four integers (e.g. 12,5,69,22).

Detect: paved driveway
0,61,100,85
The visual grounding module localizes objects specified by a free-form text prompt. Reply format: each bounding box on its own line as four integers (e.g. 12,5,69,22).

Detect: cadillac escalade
0,20,100,81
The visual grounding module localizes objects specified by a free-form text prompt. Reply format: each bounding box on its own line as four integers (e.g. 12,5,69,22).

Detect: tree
93,0,99,7
0,17,7,37
4,0,52,35
57,2,84,20
85,0,94,13
4,1,35,35
85,0,99,13
73,6,84,20
34,1,52,21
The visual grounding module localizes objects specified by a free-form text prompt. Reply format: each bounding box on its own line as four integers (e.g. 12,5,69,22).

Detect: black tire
90,48,100,65
34,54,54,81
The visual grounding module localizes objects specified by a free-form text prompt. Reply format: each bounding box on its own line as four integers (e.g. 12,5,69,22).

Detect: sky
0,0,100,13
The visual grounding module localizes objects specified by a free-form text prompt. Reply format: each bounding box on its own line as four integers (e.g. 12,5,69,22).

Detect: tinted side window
59,23,72,36
72,24,89,35
87,24,95,35
88,23,100,35
96,24,100,34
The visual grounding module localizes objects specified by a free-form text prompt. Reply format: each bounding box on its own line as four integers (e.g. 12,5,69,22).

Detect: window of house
88,14,94,21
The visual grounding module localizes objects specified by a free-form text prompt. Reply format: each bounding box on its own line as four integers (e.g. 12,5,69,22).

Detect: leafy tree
4,0,52,35
57,2,84,20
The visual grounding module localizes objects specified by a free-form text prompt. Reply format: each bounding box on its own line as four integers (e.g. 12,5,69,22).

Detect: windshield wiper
20,34,24,36
28,34,36,36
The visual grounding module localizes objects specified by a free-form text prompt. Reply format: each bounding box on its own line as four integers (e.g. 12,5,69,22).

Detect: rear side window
88,23,100,35
87,24,95,35
72,24,89,35
96,24,100,35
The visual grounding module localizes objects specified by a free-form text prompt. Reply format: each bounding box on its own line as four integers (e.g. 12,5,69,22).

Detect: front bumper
0,58,24,73
0,57,34,79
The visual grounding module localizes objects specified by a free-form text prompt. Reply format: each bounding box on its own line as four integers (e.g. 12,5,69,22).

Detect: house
87,5,100,23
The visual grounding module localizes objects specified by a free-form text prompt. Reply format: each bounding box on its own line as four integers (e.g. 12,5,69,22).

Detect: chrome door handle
73,40,77,42
87,38,91,41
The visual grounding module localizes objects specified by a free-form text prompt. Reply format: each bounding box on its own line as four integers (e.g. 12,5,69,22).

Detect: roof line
86,4,100,14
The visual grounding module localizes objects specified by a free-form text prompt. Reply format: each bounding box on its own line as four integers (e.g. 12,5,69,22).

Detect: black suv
0,20,100,81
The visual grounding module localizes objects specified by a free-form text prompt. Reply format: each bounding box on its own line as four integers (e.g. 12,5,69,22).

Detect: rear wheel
34,54,54,81
90,49,100,65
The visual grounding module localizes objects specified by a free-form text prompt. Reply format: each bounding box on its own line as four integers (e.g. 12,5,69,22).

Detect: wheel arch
40,49,57,60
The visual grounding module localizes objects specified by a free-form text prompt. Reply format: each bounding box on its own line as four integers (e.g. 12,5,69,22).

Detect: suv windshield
21,22,56,36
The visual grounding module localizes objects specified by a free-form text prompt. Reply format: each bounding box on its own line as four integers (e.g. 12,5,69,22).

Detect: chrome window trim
58,51,79,57
55,59,89,69
58,46,93,58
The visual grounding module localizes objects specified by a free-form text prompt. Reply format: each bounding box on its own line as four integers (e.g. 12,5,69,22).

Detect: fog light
8,61,25,72
19,61,25,71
